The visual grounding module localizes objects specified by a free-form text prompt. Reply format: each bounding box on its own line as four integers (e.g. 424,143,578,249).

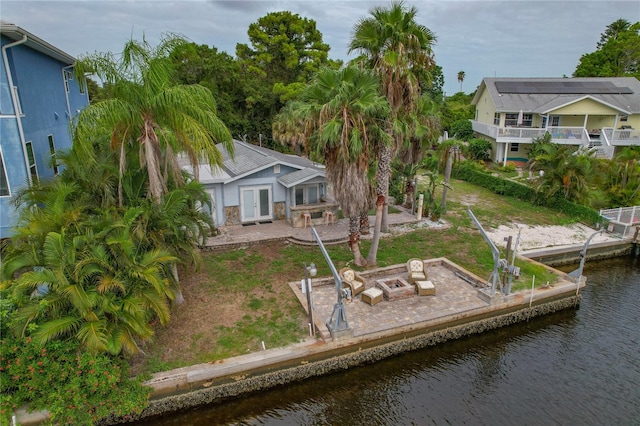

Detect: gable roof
192,140,325,185
472,77,640,115
0,21,76,64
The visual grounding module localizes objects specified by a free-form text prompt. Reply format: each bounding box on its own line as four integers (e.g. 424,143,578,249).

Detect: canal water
137,256,640,425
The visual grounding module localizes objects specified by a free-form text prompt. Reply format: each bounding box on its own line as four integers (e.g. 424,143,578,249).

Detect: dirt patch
129,241,299,376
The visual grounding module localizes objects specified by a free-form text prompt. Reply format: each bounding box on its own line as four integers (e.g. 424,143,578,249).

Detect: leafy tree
349,1,437,264
237,11,341,146
449,118,474,141
440,93,475,134
273,66,389,266
574,20,640,78
170,43,249,139
73,34,234,205
457,70,465,93
421,65,444,103
467,138,492,161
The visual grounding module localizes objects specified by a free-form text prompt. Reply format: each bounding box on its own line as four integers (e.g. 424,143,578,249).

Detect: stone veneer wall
224,206,240,226
104,295,578,424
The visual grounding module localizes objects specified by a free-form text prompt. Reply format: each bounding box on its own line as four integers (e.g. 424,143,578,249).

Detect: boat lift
467,208,520,296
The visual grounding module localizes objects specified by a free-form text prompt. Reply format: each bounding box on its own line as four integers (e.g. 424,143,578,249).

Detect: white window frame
0,147,10,197
25,141,38,183
293,183,325,206
510,143,520,152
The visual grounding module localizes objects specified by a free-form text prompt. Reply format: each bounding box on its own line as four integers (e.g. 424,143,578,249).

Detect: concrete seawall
522,240,634,266
102,256,587,425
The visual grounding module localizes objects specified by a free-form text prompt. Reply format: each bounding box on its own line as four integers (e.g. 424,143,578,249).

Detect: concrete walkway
204,208,426,249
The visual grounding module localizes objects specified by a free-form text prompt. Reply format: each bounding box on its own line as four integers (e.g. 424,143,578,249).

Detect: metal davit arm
467,208,502,295
310,226,349,336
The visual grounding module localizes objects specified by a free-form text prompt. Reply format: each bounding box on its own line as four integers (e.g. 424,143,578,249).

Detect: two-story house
0,22,88,239
471,77,640,166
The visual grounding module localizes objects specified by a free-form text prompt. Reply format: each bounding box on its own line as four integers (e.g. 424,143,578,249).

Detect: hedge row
452,162,606,227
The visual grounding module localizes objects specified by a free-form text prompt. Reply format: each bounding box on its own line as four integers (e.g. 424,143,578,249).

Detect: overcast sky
2,1,639,96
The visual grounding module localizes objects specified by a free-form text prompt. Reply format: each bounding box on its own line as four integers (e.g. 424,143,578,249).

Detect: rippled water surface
138,256,640,425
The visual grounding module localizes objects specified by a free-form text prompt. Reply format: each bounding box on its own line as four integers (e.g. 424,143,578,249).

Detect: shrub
0,335,151,425
467,138,492,161
449,119,473,141
500,164,516,173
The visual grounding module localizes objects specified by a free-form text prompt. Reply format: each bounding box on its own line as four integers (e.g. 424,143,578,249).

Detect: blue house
189,140,339,228
0,22,88,239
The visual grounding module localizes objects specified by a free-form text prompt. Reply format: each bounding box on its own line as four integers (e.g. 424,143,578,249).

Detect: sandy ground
484,222,621,252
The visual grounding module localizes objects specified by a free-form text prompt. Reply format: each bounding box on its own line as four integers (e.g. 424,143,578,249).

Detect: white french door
240,186,272,222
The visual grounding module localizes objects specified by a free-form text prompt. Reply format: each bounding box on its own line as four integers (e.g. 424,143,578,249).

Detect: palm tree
438,139,461,211
73,34,234,205
273,66,389,266
533,144,596,203
4,209,178,355
349,1,436,264
457,71,465,93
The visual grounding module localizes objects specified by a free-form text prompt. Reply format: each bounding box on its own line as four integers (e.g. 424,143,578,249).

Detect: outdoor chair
339,267,366,297
406,258,428,284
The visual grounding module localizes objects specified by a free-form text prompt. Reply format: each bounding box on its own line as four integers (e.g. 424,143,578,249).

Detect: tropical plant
2,204,178,356
349,0,437,264
599,147,640,207
273,66,389,266
533,144,597,203
448,118,474,141
73,34,234,205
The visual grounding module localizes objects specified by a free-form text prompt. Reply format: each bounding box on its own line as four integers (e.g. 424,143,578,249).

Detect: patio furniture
415,280,436,296
339,267,366,297
324,210,335,225
406,258,428,284
361,287,383,306
303,212,312,228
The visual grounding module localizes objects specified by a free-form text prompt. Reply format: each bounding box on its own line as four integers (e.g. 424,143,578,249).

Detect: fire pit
375,277,415,301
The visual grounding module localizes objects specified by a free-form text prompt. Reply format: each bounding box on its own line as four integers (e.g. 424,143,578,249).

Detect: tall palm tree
349,1,436,262
73,34,234,205
273,66,389,266
457,71,465,93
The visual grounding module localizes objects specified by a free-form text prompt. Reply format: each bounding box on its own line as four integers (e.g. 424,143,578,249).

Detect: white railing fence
600,206,640,237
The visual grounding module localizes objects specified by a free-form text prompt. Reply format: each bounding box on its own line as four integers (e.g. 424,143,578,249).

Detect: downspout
2,34,31,185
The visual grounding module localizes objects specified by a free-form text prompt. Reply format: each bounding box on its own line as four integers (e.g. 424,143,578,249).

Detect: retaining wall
102,285,581,424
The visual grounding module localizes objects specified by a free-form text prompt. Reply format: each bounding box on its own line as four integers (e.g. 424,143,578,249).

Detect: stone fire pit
376,277,415,301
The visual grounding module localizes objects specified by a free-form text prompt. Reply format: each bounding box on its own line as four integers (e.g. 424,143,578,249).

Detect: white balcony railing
471,121,639,148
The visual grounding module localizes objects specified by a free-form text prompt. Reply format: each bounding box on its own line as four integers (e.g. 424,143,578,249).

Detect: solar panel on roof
495,81,633,94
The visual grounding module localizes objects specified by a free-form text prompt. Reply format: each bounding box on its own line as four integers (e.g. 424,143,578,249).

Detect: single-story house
471,77,640,165
189,140,339,228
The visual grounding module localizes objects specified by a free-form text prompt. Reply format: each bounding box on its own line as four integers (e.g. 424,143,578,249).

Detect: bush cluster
0,335,151,425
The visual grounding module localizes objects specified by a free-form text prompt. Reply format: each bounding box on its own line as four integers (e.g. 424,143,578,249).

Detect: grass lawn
130,178,577,376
